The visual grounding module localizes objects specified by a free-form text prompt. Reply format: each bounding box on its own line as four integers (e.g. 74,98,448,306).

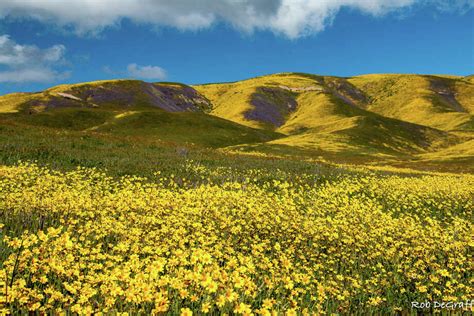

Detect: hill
1,80,212,113
0,80,279,148
195,73,473,168
196,73,473,133
1,73,473,172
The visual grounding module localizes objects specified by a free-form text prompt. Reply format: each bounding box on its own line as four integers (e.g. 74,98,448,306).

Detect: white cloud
0,34,65,66
0,34,69,83
0,0,472,38
0,67,70,83
127,63,166,80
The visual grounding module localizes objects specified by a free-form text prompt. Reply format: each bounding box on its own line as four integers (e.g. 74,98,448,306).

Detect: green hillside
1,73,473,171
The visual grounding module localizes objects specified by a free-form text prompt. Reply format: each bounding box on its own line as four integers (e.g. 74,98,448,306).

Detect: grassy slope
0,79,213,114
348,74,474,131
92,109,280,148
0,118,342,178
0,92,40,113
196,73,468,165
0,107,279,149
1,73,473,172
196,73,474,133
195,73,320,130
0,80,279,149
0,80,142,113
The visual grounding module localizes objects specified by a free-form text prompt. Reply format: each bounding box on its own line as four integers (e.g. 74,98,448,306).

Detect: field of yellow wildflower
0,161,473,314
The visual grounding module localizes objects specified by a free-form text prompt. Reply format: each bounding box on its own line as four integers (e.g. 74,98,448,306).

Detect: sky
0,0,473,95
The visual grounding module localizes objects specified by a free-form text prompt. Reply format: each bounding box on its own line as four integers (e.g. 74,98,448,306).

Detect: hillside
1,80,212,113
0,80,279,148
195,73,473,168
196,73,474,133
348,74,474,131
1,73,473,171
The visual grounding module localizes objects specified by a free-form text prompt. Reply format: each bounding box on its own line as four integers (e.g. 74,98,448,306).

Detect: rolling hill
195,73,473,167
0,80,279,148
1,73,473,171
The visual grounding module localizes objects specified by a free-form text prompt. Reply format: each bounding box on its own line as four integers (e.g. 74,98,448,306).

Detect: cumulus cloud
127,63,167,80
0,34,69,83
0,0,472,38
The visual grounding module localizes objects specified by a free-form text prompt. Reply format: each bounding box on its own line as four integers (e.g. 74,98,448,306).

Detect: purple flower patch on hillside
245,87,297,128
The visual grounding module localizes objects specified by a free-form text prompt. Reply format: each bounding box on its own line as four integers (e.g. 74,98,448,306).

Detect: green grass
93,109,280,147
0,118,337,180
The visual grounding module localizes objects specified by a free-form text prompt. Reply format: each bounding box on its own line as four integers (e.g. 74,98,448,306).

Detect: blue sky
0,0,473,95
